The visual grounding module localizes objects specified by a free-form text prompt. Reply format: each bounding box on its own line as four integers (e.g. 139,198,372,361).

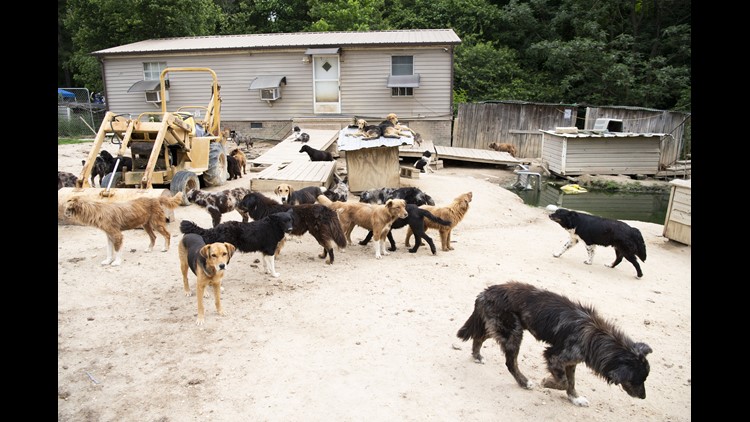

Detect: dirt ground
57,141,691,421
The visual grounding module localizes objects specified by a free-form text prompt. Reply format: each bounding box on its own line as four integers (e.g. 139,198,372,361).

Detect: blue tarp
58,88,75,99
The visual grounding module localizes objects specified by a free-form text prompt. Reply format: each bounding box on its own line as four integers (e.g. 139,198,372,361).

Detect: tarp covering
58,88,75,98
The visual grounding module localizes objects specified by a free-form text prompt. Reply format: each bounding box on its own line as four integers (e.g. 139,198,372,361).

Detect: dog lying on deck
178,233,236,325
317,195,408,259
548,208,647,278
405,191,472,252
488,142,517,157
186,187,251,227
62,192,183,266
299,144,334,161
236,192,348,264
274,183,326,205
180,210,294,278
457,281,652,407
347,118,383,140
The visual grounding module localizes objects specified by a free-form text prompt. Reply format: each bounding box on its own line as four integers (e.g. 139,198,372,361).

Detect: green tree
307,0,387,31
215,0,311,34
63,0,223,92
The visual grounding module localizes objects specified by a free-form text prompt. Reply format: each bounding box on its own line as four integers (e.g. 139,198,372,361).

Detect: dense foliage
58,0,690,112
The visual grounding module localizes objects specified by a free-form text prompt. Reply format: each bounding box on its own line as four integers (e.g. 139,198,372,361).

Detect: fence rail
58,87,106,137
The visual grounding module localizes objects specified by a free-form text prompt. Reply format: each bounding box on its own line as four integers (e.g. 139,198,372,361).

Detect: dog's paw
375,254,382,259
100,258,113,266
145,247,153,252
552,252,561,258
569,395,589,407
110,259,122,266
583,259,593,265
271,272,280,278
524,380,535,389
183,290,192,297
160,247,168,252
195,317,205,326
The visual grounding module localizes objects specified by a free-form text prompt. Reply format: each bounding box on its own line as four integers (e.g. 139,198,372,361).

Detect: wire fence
58,87,107,138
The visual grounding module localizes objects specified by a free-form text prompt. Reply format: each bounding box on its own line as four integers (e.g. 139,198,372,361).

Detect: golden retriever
317,195,408,259
63,192,183,266
488,142,518,157
405,191,472,251
179,233,236,325
384,113,417,138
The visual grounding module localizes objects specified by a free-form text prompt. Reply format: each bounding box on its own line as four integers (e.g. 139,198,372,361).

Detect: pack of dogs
347,113,418,140
60,139,655,404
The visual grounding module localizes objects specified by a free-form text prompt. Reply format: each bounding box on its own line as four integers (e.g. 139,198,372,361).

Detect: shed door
313,55,340,114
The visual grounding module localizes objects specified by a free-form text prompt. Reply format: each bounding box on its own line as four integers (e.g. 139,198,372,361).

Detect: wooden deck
433,145,521,166
249,129,340,168
249,160,338,192
398,139,435,158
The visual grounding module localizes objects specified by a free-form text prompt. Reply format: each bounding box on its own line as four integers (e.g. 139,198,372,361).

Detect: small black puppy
414,150,432,173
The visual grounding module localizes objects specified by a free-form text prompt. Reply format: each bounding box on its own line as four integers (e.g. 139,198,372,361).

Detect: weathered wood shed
540,129,663,176
662,179,691,245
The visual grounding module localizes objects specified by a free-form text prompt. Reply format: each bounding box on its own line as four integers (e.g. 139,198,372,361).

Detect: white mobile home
92,29,461,145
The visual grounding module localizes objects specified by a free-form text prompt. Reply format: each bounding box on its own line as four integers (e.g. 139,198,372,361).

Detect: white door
313,55,340,114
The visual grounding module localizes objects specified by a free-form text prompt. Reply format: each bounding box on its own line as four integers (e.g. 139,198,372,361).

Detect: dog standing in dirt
62,192,183,266
229,148,247,175
406,191,472,251
457,281,652,407
178,233,236,325
186,187,251,227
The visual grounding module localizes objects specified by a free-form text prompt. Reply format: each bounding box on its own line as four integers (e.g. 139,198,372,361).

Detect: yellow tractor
58,67,229,220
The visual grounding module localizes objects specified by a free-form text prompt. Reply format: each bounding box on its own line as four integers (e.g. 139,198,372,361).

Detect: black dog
457,281,652,407
81,157,108,187
85,150,134,187
359,203,451,254
299,144,334,162
548,208,647,278
414,150,432,173
226,155,242,180
180,210,293,278
359,186,435,206
236,192,347,264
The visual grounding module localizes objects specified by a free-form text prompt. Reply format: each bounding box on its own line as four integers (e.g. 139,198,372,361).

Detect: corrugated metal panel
305,48,340,55
93,29,461,56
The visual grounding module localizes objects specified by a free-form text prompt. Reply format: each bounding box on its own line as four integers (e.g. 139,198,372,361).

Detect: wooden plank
346,146,401,193
250,129,339,167
433,146,520,166
398,139,435,158
249,161,336,192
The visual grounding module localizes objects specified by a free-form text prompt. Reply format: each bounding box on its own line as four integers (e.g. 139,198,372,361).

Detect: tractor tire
101,172,122,189
170,170,200,206
201,142,228,187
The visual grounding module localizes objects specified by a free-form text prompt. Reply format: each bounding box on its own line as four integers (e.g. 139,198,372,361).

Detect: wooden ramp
398,139,435,158
249,161,337,192
250,128,340,169
433,145,520,166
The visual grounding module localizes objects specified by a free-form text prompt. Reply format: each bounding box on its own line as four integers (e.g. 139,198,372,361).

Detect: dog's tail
418,209,451,227
329,212,348,248
316,194,333,207
456,300,486,342
159,192,183,209
180,220,207,236
633,227,647,262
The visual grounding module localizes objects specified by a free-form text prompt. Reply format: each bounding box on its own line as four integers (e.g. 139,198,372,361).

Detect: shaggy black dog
299,144,334,161
226,155,242,180
548,208,647,278
58,171,78,190
186,187,251,227
358,186,435,206
236,192,347,264
457,281,652,407
179,210,293,278
359,203,451,254
85,150,134,187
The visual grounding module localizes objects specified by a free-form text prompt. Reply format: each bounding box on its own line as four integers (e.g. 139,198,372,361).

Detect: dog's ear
224,243,236,262
199,244,211,260
287,186,294,197
274,185,282,195
633,342,653,358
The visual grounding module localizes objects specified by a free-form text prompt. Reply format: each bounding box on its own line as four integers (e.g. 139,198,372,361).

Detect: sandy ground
57,141,691,421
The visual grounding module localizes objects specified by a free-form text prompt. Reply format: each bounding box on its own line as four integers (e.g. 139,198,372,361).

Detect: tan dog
229,148,247,175
318,195,408,259
352,118,383,140
63,192,183,266
406,192,472,251
384,113,417,137
179,233,236,325
488,142,517,157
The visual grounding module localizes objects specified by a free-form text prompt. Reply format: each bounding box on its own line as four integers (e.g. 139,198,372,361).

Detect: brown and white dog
317,195,408,259
382,113,417,138
488,142,518,157
186,187,251,227
229,148,247,175
178,233,236,325
347,118,383,140
406,191,472,251
62,192,183,266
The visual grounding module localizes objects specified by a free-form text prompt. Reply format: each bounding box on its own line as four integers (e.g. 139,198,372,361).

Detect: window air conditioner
145,90,168,103
260,87,280,101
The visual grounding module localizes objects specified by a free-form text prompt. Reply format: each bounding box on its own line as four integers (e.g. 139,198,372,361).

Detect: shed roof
92,29,461,56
